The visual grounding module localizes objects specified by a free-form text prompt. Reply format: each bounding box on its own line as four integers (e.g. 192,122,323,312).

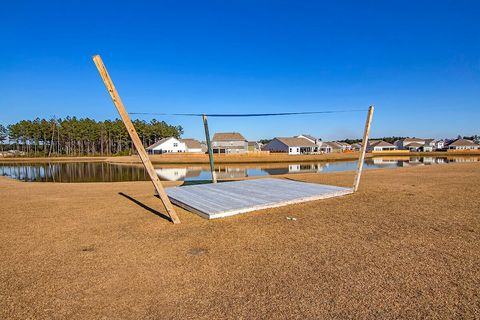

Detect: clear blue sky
1,0,479,141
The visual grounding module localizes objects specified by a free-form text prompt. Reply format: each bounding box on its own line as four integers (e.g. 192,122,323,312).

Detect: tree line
0,117,183,156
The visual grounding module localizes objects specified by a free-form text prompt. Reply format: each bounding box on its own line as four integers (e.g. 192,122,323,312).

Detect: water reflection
0,162,150,182
0,156,478,183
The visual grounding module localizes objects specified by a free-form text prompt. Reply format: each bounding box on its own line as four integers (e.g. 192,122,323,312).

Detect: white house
367,140,397,152
447,139,480,150
180,139,203,153
296,134,332,153
394,138,445,152
324,142,344,153
263,137,318,155
146,137,186,154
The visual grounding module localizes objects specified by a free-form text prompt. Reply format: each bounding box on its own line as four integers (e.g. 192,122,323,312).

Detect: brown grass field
1,163,479,319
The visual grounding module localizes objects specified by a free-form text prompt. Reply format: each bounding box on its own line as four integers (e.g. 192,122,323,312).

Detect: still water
0,156,478,183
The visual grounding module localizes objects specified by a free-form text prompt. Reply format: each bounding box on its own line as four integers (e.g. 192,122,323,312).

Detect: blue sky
1,0,479,141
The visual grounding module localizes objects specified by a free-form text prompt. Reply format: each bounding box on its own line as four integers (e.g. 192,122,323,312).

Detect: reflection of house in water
448,157,479,163
214,167,247,179
155,167,202,181
370,158,399,166
263,163,328,175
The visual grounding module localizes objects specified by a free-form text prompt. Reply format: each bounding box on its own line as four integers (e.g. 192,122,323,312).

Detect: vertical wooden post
92,55,181,224
353,105,374,192
202,114,217,183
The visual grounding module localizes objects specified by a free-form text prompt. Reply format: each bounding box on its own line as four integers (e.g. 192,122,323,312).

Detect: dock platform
166,178,353,219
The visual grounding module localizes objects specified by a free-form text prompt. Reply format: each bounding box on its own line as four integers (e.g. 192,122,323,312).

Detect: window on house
173,143,178,147
289,148,292,152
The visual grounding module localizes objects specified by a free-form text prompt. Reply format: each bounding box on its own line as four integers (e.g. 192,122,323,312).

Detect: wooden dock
166,178,353,219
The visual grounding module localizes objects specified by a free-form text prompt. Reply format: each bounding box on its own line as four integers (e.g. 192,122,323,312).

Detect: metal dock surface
166,178,353,219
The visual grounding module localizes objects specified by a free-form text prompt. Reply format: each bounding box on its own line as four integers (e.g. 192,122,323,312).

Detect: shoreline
1,150,479,165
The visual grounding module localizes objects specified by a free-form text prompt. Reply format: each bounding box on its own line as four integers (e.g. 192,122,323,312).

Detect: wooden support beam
202,114,217,183
352,105,374,192
92,55,181,224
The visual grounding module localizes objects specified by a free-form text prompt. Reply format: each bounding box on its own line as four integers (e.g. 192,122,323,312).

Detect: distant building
394,138,445,152
351,143,362,151
247,141,261,152
324,142,344,153
146,137,186,154
367,140,397,152
447,139,480,150
211,132,248,154
296,135,331,153
146,137,203,154
263,137,317,155
180,139,203,153
335,141,352,151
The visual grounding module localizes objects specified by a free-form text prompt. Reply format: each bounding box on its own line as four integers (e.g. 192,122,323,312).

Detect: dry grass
0,163,479,319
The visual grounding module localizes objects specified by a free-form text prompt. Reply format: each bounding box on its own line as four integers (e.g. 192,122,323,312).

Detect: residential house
336,141,352,151
180,139,203,153
447,139,480,150
211,132,248,154
351,143,362,151
324,142,344,153
367,140,397,152
263,137,318,155
146,137,186,154
394,138,445,152
296,134,331,153
394,138,424,151
247,141,262,152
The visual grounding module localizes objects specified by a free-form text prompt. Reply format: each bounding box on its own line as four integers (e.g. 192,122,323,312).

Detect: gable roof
275,137,317,147
369,140,395,147
212,132,246,141
180,138,202,149
406,142,423,147
324,141,343,149
403,138,425,143
448,139,479,147
297,134,317,142
146,137,176,150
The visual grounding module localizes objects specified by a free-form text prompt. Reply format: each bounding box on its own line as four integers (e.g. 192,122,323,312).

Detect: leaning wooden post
352,105,374,192
202,114,217,183
92,55,181,224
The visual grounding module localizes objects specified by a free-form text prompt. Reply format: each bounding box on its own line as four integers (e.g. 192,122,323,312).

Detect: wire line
129,109,368,117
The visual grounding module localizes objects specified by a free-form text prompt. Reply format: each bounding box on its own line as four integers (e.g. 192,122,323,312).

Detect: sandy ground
0,163,479,319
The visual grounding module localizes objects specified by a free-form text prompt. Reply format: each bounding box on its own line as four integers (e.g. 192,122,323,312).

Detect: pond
0,156,478,183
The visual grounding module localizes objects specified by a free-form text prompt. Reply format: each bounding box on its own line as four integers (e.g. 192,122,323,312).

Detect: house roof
403,138,425,143
406,142,423,147
297,134,317,142
146,137,174,150
275,137,317,147
369,140,395,147
180,138,202,149
448,139,479,147
324,142,343,149
212,132,246,141
248,141,259,146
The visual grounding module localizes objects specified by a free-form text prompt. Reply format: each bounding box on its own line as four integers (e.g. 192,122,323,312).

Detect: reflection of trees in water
0,162,149,182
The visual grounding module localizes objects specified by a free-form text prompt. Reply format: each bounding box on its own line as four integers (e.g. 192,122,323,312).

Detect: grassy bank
1,163,479,318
